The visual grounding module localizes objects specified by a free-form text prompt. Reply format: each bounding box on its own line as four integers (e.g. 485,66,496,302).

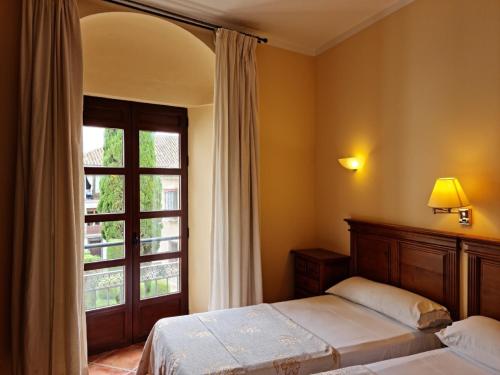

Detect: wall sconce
427,177,471,225
338,157,364,171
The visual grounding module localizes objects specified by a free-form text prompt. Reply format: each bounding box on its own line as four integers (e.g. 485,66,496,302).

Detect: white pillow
326,276,452,329
436,316,500,371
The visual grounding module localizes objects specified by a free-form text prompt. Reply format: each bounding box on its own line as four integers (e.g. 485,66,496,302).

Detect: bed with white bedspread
137,293,443,375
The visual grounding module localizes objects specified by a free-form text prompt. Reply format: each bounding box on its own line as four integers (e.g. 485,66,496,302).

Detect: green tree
97,129,162,257
139,131,163,255
98,129,125,242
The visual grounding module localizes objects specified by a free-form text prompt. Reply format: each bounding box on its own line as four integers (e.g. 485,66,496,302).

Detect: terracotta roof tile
84,134,179,168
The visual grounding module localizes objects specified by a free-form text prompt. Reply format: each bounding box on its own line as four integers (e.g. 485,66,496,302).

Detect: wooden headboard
345,219,460,320
465,237,500,320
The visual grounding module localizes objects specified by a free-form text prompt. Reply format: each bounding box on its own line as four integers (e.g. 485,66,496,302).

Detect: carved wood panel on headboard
345,219,461,320
464,238,500,320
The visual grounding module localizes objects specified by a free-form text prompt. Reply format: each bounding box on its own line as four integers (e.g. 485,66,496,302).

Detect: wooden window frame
83,96,188,354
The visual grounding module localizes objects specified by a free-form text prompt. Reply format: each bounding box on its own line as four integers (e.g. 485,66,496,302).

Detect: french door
83,96,188,354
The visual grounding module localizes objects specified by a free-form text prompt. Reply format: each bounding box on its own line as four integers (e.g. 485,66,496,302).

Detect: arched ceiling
81,12,214,107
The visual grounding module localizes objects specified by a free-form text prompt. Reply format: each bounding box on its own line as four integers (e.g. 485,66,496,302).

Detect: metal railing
84,261,180,310
84,235,180,250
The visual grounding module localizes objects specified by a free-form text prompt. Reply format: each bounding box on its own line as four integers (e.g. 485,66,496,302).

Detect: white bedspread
273,295,442,367
137,295,442,375
137,303,338,375
315,348,499,375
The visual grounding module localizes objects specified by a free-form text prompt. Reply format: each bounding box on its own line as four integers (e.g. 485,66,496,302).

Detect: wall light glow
338,157,364,171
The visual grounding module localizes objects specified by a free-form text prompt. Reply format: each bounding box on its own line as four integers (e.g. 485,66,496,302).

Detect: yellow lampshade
338,157,363,171
427,177,470,209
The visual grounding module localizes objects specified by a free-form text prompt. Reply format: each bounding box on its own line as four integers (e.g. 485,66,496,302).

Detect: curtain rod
102,0,268,44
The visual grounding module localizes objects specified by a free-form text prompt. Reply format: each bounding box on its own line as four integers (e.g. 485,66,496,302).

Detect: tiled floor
88,343,144,374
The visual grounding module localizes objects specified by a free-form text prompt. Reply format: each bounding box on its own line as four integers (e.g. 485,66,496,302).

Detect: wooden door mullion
123,104,134,347
131,103,142,342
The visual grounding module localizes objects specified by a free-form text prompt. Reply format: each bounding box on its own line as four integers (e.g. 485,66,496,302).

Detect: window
83,97,188,354
165,190,179,210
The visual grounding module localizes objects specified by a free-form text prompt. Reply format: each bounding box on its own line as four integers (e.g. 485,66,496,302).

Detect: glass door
83,97,188,354
130,102,188,341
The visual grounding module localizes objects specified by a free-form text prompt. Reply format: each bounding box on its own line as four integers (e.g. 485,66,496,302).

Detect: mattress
273,294,442,367
315,348,499,375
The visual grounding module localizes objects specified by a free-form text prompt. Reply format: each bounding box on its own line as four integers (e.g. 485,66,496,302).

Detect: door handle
132,232,140,247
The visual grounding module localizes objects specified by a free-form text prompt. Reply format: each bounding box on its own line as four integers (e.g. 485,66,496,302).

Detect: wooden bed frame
345,219,461,320
465,237,500,320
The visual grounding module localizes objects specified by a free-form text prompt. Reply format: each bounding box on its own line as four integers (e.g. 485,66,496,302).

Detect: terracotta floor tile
88,363,130,375
94,344,144,370
88,350,112,363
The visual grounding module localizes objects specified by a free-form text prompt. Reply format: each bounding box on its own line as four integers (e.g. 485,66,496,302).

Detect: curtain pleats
12,0,87,373
209,29,263,310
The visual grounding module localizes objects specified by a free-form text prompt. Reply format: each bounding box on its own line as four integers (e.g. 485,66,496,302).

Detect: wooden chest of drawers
292,248,350,298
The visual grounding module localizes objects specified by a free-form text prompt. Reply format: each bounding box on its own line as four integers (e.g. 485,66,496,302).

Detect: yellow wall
316,0,500,251
257,45,317,302
315,0,500,315
187,105,214,313
78,0,214,50
81,12,215,107
0,0,20,372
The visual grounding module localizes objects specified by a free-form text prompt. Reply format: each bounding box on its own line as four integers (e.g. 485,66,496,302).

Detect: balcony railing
84,260,180,311
84,235,181,250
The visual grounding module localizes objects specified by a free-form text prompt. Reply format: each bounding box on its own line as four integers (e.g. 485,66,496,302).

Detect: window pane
84,221,125,263
140,259,180,300
140,217,180,255
140,175,180,212
84,266,125,311
139,131,179,169
83,126,124,168
85,175,125,215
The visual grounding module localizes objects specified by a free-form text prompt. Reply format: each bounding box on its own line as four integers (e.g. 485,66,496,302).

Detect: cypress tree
139,131,163,255
97,129,162,255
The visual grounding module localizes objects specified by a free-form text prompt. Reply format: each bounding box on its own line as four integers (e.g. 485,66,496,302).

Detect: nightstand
291,248,350,298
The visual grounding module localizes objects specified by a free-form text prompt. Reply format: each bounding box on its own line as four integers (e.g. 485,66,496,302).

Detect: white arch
81,12,215,107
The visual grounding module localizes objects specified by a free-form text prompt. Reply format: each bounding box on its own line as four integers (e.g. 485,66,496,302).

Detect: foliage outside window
96,129,163,256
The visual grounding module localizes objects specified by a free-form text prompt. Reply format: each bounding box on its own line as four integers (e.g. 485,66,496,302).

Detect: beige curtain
12,0,87,374
209,29,263,310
